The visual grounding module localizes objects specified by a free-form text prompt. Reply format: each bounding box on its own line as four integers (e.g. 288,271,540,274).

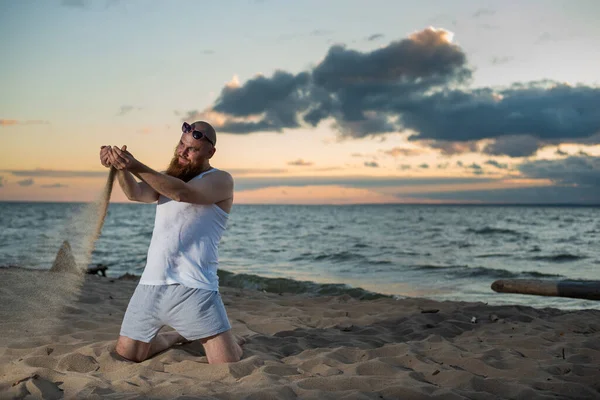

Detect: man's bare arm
117,170,159,203
101,145,158,203
108,146,232,204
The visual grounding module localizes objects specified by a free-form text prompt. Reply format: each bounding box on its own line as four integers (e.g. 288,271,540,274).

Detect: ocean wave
217,269,388,300
410,264,562,279
466,227,523,236
291,251,367,263
474,253,512,259
529,254,585,262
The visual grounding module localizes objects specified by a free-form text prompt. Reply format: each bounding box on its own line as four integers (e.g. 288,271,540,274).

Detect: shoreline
1,270,600,399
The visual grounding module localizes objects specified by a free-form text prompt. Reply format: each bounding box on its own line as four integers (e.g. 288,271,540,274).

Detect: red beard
165,155,206,182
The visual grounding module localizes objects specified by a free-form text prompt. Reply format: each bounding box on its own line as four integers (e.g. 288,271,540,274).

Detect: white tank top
139,168,229,291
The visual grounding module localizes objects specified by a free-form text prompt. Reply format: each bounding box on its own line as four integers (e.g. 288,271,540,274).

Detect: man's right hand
100,145,112,168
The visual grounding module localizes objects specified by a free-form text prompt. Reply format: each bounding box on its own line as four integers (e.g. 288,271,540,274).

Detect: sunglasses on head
182,122,214,146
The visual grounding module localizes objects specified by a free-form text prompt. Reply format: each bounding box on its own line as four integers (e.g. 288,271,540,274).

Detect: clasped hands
100,145,143,172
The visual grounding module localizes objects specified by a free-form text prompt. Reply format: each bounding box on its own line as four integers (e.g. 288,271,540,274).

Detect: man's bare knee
115,336,150,363
202,330,243,364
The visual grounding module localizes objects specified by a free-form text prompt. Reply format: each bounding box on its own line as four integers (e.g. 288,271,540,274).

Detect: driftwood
87,264,108,277
491,279,600,301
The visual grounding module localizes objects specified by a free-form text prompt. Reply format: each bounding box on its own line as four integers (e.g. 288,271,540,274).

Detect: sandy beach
1,268,599,400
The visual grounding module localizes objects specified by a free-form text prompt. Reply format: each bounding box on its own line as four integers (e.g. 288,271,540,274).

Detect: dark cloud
202,50,215,55
0,176,4,187
428,141,478,155
484,160,509,169
399,165,411,170
419,163,429,169
190,27,600,157
456,161,464,167
7,170,108,178
518,155,600,187
555,148,568,156
467,163,484,175
212,71,311,133
288,159,313,166
367,34,384,41
17,179,34,187
205,28,470,136
412,185,599,204
364,162,379,168
41,183,69,188
403,83,600,150
482,135,541,157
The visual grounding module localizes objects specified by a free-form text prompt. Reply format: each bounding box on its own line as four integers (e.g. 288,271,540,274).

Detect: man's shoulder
212,168,233,181
196,168,233,185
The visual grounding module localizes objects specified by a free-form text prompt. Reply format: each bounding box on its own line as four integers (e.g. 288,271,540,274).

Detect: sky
1,0,599,204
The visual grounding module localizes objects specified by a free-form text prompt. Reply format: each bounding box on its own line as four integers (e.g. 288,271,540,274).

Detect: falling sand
0,168,117,345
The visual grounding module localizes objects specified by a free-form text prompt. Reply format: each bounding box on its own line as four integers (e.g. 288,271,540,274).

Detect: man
100,120,243,364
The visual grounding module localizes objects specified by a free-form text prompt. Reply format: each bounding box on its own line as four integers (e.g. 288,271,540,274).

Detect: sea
1,202,599,310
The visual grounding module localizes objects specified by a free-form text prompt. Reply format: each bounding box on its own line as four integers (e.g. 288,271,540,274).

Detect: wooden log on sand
491,279,600,301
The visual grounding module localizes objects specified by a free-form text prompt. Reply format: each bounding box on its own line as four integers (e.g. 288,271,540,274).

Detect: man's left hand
108,145,143,172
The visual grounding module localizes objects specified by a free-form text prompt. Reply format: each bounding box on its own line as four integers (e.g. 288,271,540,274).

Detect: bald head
191,121,217,146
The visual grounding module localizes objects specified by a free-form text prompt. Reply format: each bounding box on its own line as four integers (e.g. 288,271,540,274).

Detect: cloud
0,176,3,187
41,183,69,188
399,164,411,170
184,28,600,157
482,134,540,157
414,185,599,204
117,105,143,116
234,175,495,191
428,141,478,155
288,159,313,166
198,27,470,136
17,179,34,187
518,155,600,187
382,147,426,157
367,33,384,41
419,163,429,169
484,160,508,169
491,56,512,65
473,8,495,17
0,119,49,126
364,162,379,168
555,148,568,156
310,29,333,37
467,163,484,175
202,50,215,55
7,169,109,178
228,168,288,175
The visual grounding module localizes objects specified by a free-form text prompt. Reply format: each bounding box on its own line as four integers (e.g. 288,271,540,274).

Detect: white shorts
120,284,231,343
